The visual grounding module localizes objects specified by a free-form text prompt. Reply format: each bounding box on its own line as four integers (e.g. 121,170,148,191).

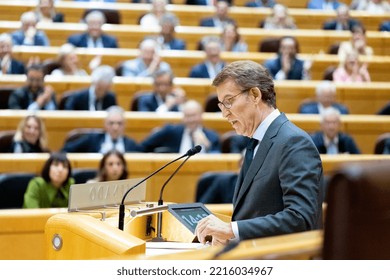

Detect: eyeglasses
217,89,249,110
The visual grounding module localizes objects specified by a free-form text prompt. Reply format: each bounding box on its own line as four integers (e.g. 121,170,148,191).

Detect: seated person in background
186,0,232,6
311,107,361,154
10,115,49,153
379,20,390,31
261,4,296,30
139,0,172,27
140,100,221,153
299,81,349,114
64,65,117,111
0,33,25,75
199,1,235,29
383,138,390,154
121,39,171,77
245,0,276,8
154,14,186,50
51,43,88,77
11,11,50,46
87,150,129,183
333,50,371,82
220,23,248,53
34,0,64,23
307,0,342,10
377,102,390,115
67,11,118,48
264,36,310,80
23,153,74,208
136,70,185,112
189,36,226,79
62,106,140,154
338,24,373,62
350,0,390,13
74,0,116,2
8,64,57,110
322,4,361,31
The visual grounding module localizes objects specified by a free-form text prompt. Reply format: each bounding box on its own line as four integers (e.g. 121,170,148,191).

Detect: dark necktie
242,138,259,179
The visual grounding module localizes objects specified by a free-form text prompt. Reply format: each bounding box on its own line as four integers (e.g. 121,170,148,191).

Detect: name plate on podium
68,178,146,212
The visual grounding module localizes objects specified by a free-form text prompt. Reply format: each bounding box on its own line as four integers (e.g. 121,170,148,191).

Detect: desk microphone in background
118,145,202,231
152,145,202,241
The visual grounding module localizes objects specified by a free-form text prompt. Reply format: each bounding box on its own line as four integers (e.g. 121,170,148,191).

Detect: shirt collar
253,109,281,142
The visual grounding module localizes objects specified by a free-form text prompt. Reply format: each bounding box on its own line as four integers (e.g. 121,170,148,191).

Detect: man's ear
250,87,262,104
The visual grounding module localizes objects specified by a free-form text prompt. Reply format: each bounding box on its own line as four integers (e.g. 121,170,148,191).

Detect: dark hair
41,153,72,186
97,150,128,181
26,63,45,75
212,60,277,108
279,36,300,53
351,23,366,35
153,69,174,84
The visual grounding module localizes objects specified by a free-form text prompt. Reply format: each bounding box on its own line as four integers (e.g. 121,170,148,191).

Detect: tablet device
168,203,212,234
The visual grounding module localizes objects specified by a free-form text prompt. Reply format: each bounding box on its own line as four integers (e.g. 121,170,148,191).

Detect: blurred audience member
10,115,49,153
322,4,361,31
186,0,232,6
379,20,390,31
199,1,235,28
350,0,390,13
87,150,129,183
245,0,276,8
382,138,390,154
264,36,310,80
51,43,88,77
139,0,172,27
333,51,371,82
189,36,226,79
220,23,248,52
136,70,185,112
122,39,171,77
311,107,361,154
338,24,373,62
0,33,25,75
154,14,186,50
307,0,342,10
67,11,118,48
11,11,50,46
262,4,296,29
64,65,117,111
299,81,349,114
74,0,116,2
140,100,221,153
34,0,64,23
62,106,140,153
8,64,57,110
377,102,390,115
23,153,74,208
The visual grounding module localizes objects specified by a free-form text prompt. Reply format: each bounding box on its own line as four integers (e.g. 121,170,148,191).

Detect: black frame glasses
217,89,249,110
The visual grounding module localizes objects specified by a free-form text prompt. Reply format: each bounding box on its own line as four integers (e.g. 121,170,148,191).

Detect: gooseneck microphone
152,145,202,241
118,145,202,231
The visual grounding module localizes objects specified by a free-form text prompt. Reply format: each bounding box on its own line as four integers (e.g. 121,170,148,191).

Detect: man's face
87,18,103,38
0,40,12,58
216,79,259,137
321,114,340,140
26,69,44,93
154,74,172,97
318,88,336,108
183,105,202,132
94,80,111,99
205,42,221,64
105,113,125,140
141,46,155,66
279,38,296,58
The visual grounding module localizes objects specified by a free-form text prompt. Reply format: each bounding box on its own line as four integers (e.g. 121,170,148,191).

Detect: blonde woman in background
333,50,371,82
262,4,296,29
51,43,88,77
34,0,64,23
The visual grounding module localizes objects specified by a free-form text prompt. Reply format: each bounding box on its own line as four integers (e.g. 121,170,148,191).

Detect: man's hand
195,214,234,246
36,85,54,108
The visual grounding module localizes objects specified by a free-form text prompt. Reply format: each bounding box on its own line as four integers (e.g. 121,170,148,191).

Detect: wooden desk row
0,110,389,153
1,75,390,115
7,45,390,83
0,153,390,203
2,20,390,56
0,0,383,31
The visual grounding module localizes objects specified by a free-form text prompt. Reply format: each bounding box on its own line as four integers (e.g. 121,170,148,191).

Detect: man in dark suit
264,36,308,80
8,64,57,110
196,171,238,203
67,10,118,48
0,33,25,75
379,20,390,31
11,11,50,46
311,107,360,154
189,36,226,79
195,60,323,245
299,81,349,114
62,106,140,153
322,5,361,31
64,65,117,111
199,1,235,28
154,14,186,50
136,70,185,112
140,100,221,153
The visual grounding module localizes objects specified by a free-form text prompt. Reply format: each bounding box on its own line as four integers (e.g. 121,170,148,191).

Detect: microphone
152,145,202,241
118,145,202,231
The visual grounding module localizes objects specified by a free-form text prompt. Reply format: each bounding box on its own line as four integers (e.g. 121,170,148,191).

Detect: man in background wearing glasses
196,60,323,245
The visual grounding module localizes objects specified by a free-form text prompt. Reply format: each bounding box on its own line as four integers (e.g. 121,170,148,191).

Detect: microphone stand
151,156,191,242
